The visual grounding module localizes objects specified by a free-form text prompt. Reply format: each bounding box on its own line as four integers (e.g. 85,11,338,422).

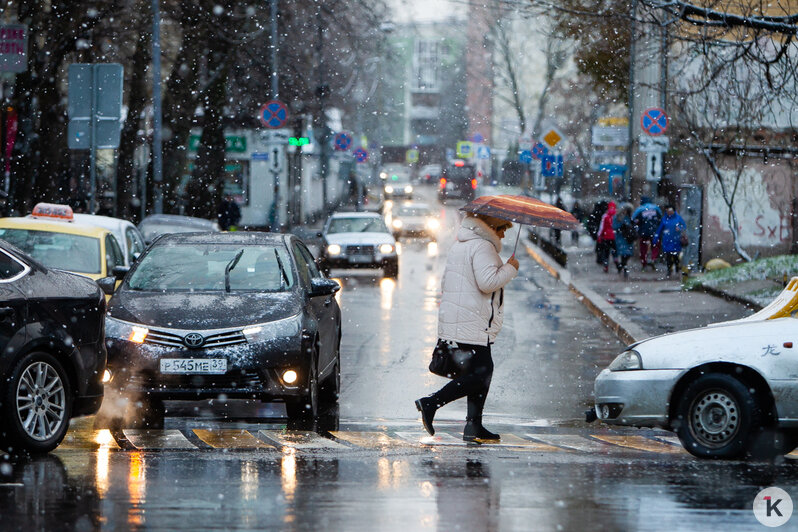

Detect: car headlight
327,244,342,256
380,172,387,179
426,218,440,230
385,185,394,194
404,185,413,193
379,243,394,254
105,316,149,343
392,219,403,228
242,315,302,343
608,350,642,371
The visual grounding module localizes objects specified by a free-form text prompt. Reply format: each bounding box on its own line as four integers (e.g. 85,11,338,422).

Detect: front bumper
105,335,310,400
594,368,682,428
324,254,397,269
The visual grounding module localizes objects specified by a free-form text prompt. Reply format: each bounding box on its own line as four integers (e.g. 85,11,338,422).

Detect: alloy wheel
15,361,67,441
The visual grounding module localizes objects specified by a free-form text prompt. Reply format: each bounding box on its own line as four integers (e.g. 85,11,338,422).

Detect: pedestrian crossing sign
456,141,474,158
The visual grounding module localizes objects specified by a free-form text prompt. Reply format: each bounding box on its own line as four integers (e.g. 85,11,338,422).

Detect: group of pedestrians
590,196,687,278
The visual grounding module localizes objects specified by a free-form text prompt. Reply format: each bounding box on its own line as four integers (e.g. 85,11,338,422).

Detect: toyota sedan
103,232,341,425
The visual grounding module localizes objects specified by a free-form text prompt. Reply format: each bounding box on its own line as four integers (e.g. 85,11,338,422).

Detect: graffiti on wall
706,166,792,247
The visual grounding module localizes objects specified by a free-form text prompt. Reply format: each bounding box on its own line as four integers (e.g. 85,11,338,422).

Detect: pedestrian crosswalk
58,422,698,456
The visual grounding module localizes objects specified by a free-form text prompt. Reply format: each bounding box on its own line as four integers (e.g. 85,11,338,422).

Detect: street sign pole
152,0,163,214
89,64,97,213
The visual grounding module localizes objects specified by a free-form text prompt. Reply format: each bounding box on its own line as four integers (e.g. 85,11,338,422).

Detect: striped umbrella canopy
460,195,581,256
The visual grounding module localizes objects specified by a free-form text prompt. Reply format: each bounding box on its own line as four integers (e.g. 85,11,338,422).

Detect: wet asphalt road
2,186,796,531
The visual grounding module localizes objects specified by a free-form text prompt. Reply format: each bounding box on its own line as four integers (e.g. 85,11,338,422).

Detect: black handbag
429,339,474,378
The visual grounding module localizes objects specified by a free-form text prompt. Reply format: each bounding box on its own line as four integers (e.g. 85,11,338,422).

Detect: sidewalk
523,229,754,344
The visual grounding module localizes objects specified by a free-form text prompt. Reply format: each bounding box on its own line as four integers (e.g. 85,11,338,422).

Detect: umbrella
460,194,581,255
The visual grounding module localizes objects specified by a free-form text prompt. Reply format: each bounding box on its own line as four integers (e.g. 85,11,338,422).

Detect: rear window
446,166,475,180
0,228,101,274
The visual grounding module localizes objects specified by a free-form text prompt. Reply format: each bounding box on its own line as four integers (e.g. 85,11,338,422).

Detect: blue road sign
470,132,485,143
519,150,533,164
353,147,368,163
531,142,548,160
477,145,491,160
334,132,353,151
259,100,288,129
640,108,668,136
541,154,564,177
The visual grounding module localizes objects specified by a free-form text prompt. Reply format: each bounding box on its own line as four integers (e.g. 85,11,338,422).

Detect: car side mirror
310,278,340,297
97,276,116,296
112,265,130,280
316,231,323,238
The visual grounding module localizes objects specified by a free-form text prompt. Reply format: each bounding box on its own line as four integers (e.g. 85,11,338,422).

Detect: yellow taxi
0,203,126,282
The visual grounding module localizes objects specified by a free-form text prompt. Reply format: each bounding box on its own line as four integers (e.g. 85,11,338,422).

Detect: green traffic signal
289,137,310,146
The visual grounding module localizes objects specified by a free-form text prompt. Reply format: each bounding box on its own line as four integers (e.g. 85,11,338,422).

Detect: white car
318,212,399,278
73,213,146,267
594,278,798,459
389,202,439,240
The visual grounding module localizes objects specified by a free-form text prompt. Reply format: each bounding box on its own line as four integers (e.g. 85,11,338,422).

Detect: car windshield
327,217,388,234
127,243,295,292
0,228,101,274
139,222,212,242
398,206,431,217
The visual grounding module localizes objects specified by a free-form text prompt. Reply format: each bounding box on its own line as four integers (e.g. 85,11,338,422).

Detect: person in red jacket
596,201,617,273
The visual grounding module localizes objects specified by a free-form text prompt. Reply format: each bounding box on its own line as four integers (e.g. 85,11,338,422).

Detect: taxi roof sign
31,203,74,221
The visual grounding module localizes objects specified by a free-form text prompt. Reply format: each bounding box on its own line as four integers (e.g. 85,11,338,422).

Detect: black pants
431,343,493,419
664,252,680,274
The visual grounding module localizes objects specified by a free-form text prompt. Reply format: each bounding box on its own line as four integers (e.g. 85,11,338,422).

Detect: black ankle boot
415,397,439,436
463,417,500,442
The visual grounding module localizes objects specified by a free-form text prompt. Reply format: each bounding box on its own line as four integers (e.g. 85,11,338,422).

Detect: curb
689,284,764,312
523,239,648,345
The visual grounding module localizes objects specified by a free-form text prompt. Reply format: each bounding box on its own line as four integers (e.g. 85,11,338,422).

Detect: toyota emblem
183,332,205,348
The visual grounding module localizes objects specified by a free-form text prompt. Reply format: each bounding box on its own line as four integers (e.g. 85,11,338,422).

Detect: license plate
159,358,227,374
349,255,373,263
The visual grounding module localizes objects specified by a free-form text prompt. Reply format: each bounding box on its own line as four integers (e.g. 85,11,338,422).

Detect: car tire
0,352,73,454
320,349,341,406
675,373,763,459
384,260,399,279
286,350,320,420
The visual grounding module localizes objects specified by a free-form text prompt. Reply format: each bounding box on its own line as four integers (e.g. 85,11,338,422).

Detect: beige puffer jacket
438,216,518,346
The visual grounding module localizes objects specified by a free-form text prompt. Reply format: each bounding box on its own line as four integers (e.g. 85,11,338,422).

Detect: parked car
0,203,126,283
438,161,477,202
73,213,146,267
0,240,106,453
419,164,442,184
138,214,221,245
318,212,399,278
103,232,341,424
594,280,798,459
389,202,439,240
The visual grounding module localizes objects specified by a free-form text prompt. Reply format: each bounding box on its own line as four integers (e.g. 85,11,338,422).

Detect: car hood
108,290,301,329
632,318,798,370
324,232,395,246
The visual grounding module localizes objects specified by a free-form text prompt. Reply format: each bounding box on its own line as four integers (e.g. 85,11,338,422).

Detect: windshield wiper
224,249,244,292
360,221,376,232
274,249,288,289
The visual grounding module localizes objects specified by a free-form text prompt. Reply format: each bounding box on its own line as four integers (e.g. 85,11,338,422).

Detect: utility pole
625,0,637,201
317,8,329,213
270,0,278,99
152,0,163,214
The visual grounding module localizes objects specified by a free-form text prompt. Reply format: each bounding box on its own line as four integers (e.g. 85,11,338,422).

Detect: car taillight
471,178,478,190
440,178,446,189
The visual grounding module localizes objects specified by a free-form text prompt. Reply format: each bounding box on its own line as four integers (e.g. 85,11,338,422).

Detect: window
127,243,294,292
0,249,25,281
0,229,101,274
414,40,439,91
105,235,124,273
125,227,145,263
327,217,389,234
297,244,321,278
292,243,312,287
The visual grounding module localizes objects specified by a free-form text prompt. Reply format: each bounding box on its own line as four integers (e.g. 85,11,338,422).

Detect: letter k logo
765,496,783,517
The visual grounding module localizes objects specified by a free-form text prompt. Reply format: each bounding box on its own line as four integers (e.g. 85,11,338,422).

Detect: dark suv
438,162,477,202
0,241,106,453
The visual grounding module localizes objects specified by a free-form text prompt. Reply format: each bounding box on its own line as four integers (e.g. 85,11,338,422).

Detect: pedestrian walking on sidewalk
653,205,686,278
612,204,635,278
596,201,617,273
632,197,662,270
415,212,519,443
570,200,585,245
